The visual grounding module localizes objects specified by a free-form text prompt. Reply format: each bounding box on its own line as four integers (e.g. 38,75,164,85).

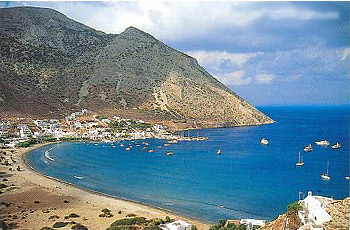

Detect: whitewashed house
159,220,192,230
298,191,332,230
240,219,266,230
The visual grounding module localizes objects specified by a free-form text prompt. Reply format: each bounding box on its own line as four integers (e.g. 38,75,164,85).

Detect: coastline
1,143,210,229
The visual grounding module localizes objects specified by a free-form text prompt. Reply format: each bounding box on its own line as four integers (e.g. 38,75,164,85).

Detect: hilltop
0,7,274,128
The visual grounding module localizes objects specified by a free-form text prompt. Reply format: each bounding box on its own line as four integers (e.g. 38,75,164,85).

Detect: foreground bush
110,217,147,227
52,222,69,228
71,223,88,230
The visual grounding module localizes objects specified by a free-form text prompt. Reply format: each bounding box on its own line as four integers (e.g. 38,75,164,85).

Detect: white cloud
187,51,259,68
5,1,340,42
256,74,275,84
216,71,252,86
187,50,260,75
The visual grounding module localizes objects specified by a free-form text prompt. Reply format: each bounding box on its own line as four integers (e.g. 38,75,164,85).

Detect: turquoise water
26,106,349,222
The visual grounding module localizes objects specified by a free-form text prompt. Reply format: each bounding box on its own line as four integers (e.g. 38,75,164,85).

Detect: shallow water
26,106,349,222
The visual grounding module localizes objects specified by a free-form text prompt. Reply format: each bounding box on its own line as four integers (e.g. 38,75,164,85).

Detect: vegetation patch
71,223,88,230
110,217,147,227
52,222,69,228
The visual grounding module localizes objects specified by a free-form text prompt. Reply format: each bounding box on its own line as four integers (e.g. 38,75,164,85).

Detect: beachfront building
240,219,266,230
297,191,333,230
159,220,192,230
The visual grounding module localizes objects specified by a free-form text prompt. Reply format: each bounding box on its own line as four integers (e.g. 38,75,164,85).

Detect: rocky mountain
0,7,274,127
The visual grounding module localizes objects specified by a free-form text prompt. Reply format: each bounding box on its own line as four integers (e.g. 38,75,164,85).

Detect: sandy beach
0,143,210,229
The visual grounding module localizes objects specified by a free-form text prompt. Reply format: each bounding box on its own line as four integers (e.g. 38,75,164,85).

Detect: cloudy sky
2,1,349,106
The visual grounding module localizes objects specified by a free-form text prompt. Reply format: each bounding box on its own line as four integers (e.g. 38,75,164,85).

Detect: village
0,109,209,149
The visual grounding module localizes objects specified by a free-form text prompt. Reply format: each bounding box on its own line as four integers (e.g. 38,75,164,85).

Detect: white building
160,220,192,230
298,191,333,230
240,219,266,230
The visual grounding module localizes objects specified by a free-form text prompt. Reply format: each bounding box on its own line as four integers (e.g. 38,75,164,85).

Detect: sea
26,106,349,222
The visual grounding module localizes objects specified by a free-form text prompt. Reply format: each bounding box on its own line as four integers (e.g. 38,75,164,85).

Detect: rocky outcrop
0,7,274,127
323,197,349,230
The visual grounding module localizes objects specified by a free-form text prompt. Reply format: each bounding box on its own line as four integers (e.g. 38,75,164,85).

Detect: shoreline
22,142,210,224
1,143,210,229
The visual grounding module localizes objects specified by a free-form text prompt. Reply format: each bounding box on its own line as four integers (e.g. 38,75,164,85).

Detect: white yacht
260,138,269,145
166,152,174,156
217,149,221,155
315,140,329,146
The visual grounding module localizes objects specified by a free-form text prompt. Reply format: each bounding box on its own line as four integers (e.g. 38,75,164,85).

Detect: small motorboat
166,152,174,156
331,142,341,149
304,144,313,152
125,147,131,151
260,138,269,145
164,143,171,147
120,143,125,147
217,149,221,155
315,140,329,146
168,140,179,144
148,149,154,153
345,176,350,180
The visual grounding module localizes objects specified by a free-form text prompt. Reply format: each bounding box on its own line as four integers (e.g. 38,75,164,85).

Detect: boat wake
44,150,55,161
74,176,84,179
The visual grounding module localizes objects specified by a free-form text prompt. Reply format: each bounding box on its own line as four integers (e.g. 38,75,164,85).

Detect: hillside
0,7,274,128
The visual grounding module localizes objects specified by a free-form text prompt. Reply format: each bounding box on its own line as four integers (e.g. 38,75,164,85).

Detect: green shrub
165,216,171,223
68,213,80,218
52,222,69,228
110,217,147,227
71,223,88,230
18,141,30,147
287,202,303,215
143,226,162,230
102,208,111,213
191,226,197,230
106,226,137,230
149,218,164,225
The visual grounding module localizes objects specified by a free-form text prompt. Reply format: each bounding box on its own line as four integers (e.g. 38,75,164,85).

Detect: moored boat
295,152,304,166
331,142,341,149
217,149,221,155
260,138,268,145
304,144,313,152
166,151,174,156
148,149,154,153
168,140,179,144
315,140,329,146
125,147,131,151
320,161,331,180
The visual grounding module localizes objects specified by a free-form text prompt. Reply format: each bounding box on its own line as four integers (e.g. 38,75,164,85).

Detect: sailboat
321,161,331,180
295,152,304,166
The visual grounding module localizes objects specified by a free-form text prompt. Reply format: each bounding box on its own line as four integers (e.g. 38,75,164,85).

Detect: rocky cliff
0,7,274,127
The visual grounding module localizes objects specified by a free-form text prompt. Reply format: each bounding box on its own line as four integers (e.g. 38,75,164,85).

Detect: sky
1,1,349,106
